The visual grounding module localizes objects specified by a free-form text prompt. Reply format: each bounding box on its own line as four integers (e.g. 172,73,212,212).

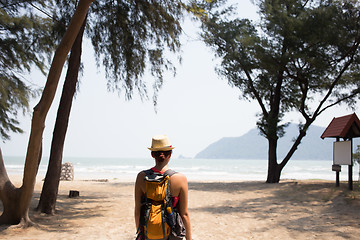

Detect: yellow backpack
138,169,176,240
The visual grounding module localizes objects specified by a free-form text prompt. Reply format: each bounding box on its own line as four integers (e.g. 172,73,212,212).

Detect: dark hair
152,150,172,157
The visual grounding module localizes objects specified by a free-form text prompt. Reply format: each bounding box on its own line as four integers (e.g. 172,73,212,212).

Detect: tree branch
244,69,268,117
318,91,360,116
313,55,357,118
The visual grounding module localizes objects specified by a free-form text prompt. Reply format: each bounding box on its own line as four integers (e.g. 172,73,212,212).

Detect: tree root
5,218,37,229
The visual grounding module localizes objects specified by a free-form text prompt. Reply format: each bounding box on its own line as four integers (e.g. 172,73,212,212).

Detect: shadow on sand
189,180,360,239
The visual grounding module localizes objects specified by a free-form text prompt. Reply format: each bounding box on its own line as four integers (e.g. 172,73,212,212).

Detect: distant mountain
196,124,340,160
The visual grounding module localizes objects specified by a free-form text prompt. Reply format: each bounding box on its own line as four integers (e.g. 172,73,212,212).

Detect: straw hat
148,135,175,151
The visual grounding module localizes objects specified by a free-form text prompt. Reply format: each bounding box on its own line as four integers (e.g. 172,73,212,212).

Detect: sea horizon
3,156,359,182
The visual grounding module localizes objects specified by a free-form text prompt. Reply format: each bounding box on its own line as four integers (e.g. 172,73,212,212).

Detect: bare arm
134,171,145,231
177,174,192,240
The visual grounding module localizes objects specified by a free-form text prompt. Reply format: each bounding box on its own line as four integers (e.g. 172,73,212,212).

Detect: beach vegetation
353,145,360,182
194,0,360,183
0,0,55,141
1,0,196,226
353,145,360,164
0,0,93,227
37,0,186,216
36,1,88,215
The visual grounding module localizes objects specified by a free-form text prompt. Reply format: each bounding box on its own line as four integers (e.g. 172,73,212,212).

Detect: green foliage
0,1,56,140
354,145,360,165
0,0,187,140
88,0,184,104
198,0,360,140
197,0,360,182
50,0,186,103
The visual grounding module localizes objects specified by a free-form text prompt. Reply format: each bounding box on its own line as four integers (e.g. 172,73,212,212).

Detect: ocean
3,156,359,182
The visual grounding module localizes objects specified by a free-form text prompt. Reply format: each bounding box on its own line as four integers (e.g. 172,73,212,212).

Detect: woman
135,135,192,240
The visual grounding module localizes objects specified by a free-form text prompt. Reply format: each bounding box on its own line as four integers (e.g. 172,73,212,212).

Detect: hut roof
321,113,360,139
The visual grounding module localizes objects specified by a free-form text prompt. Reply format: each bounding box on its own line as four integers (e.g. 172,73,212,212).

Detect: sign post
332,164,341,187
321,113,360,191
333,140,353,190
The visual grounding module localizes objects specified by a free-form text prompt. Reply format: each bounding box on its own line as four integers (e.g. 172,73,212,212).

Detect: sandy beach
1,177,360,240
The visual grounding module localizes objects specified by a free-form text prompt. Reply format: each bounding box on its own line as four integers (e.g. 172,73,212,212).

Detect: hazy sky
2,1,357,159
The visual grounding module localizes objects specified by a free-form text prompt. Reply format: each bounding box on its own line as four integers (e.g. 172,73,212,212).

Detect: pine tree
0,0,55,140
197,0,360,182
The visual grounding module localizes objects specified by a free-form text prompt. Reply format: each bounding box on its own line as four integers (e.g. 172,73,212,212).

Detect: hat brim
148,146,175,151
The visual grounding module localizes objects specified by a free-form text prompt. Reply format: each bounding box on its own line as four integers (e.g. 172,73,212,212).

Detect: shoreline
7,173,356,184
4,157,359,183
1,176,360,239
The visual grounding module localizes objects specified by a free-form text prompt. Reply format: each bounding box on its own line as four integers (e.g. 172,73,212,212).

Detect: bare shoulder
135,171,146,191
136,171,146,181
171,172,188,186
137,170,146,178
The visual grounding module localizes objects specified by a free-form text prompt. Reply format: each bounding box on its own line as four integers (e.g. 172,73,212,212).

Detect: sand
1,177,360,239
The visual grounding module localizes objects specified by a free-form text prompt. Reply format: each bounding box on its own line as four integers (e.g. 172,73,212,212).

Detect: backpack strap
163,169,176,215
143,168,154,176
143,168,177,177
164,169,177,177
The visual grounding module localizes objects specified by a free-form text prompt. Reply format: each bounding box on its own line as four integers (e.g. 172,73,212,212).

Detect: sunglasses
152,150,172,157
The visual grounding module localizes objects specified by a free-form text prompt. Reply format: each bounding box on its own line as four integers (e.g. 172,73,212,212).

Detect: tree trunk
36,15,87,215
266,137,282,183
0,0,93,226
0,148,22,225
0,146,42,226
279,124,309,169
